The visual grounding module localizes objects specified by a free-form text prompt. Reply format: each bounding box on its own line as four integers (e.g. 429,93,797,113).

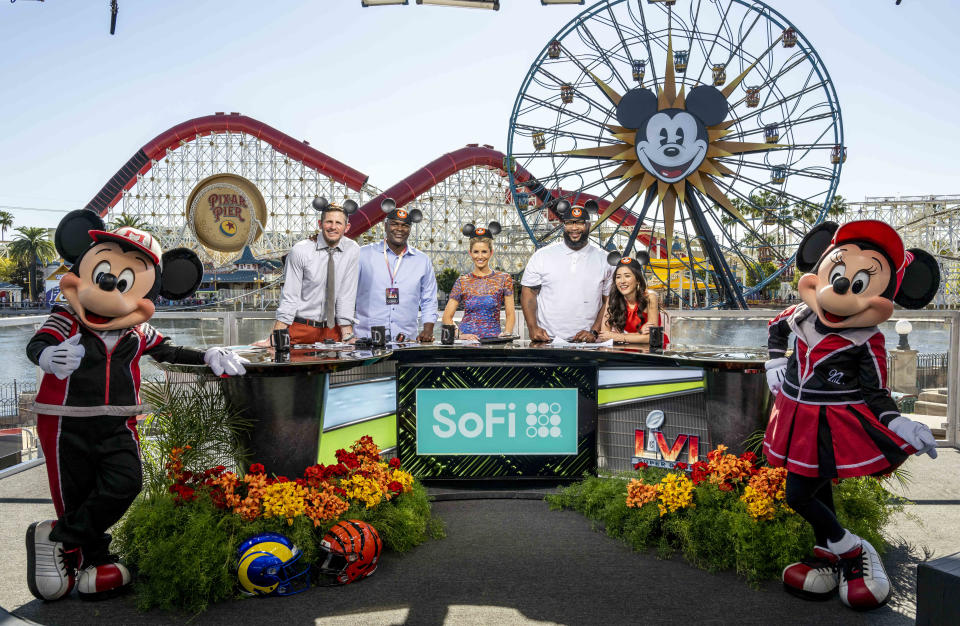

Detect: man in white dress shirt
520,200,613,343
273,198,360,344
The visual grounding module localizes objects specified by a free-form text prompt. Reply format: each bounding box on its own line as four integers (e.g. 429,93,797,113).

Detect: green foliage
547,469,901,587
139,379,253,497
115,480,443,613
435,267,460,295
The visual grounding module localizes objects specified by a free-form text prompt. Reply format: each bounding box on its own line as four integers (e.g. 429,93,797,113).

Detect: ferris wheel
506,0,844,309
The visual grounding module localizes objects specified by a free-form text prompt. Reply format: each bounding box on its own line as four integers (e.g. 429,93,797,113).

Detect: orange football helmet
317,520,382,585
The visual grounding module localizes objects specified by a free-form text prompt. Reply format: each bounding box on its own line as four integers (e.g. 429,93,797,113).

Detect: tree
827,194,847,221
0,210,12,242
0,257,15,283
107,212,152,231
8,226,58,302
435,268,459,295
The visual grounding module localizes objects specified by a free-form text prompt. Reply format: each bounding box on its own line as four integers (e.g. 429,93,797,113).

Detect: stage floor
2,451,959,625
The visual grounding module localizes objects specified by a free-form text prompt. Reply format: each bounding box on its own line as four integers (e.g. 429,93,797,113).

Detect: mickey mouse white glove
764,357,788,395
203,348,249,377
888,416,938,459
38,334,85,380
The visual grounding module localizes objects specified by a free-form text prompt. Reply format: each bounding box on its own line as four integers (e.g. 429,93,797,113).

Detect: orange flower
626,478,660,508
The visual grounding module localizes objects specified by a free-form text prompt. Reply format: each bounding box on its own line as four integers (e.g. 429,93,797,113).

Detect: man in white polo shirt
520,199,613,342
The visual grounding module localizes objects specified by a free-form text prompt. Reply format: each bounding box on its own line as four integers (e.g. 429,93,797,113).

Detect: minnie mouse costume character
25,209,248,601
764,219,940,610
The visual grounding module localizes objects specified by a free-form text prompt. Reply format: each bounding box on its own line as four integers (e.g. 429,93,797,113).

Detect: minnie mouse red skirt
763,395,914,478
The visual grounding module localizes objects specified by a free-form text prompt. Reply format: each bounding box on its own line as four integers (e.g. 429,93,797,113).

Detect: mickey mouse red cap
88,227,162,265
831,220,904,273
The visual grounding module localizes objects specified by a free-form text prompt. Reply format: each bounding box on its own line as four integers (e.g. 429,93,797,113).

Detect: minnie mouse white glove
38,335,85,380
888,416,938,459
203,348,249,377
764,357,788,395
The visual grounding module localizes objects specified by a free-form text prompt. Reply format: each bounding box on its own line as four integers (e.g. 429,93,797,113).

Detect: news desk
167,342,770,481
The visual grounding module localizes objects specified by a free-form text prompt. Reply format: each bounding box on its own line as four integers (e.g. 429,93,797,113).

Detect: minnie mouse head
55,209,203,331
380,197,423,224
461,221,502,240
795,220,940,329
616,85,728,183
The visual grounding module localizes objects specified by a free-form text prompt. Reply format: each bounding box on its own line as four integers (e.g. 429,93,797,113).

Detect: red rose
388,480,403,493
276,476,289,483
295,478,307,487
389,457,402,468
333,486,348,498
741,451,758,465
249,463,265,475
673,462,688,471
633,461,648,470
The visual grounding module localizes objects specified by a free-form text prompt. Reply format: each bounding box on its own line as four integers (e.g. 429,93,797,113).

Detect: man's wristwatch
341,333,355,341
590,329,599,338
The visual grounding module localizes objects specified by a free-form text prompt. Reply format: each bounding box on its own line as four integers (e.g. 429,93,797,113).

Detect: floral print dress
449,271,513,338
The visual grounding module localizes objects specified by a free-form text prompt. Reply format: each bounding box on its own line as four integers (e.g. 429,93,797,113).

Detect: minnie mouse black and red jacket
26,304,205,417
767,302,901,427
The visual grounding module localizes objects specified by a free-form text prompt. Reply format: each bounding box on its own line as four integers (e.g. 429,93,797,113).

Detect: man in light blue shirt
356,200,438,342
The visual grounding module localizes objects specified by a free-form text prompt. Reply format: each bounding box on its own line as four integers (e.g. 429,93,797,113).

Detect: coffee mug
271,328,291,351
370,325,386,348
441,324,456,345
648,326,663,352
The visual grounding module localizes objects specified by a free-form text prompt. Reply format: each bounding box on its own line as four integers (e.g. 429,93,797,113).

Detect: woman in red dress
598,253,668,347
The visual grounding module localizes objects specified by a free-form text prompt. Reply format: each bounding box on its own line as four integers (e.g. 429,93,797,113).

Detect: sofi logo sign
416,388,578,455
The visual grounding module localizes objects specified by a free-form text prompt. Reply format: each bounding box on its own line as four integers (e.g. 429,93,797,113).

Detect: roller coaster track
82,113,640,239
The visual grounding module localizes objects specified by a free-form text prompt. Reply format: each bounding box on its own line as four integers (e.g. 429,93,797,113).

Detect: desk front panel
397,361,597,480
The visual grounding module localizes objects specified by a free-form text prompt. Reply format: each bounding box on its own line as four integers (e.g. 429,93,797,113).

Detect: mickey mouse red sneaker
77,560,132,601
837,539,891,610
26,520,76,601
782,545,840,600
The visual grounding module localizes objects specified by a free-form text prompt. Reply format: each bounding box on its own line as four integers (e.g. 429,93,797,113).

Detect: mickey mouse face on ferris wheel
616,85,728,184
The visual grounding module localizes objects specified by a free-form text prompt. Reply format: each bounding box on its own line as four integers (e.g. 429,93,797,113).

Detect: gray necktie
325,247,336,328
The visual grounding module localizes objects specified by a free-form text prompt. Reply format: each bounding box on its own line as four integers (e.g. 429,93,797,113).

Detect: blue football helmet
236,532,310,596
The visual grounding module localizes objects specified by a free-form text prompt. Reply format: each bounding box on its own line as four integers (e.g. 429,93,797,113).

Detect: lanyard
383,242,407,286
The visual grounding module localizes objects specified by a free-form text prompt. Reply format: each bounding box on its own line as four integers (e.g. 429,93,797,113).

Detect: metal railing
0,307,956,478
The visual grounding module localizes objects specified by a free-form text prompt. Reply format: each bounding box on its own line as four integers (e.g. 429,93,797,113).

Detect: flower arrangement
114,436,442,613
548,444,904,585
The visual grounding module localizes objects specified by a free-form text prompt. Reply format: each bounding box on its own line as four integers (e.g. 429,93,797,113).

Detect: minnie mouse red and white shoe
836,538,891,610
77,560,131,601
782,545,839,600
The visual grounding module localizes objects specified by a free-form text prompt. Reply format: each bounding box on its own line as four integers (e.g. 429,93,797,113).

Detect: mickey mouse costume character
25,209,248,601
764,219,940,610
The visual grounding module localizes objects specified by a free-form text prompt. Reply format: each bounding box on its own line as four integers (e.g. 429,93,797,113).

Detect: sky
0,0,958,232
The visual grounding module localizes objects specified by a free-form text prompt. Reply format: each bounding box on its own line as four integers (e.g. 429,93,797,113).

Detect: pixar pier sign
416,388,578,456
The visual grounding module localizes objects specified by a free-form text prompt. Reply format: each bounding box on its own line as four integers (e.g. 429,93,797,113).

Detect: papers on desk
454,339,481,345
549,337,615,348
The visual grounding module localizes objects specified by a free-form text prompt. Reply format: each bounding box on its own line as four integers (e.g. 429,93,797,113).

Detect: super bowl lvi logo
186,173,267,253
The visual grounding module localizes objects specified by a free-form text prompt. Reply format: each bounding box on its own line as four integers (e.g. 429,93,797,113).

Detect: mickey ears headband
381,197,423,224
555,198,599,220
606,249,651,268
312,197,358,216
461,221,502,239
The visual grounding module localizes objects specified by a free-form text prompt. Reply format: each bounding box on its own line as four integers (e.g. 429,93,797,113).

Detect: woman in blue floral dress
440,222,515,340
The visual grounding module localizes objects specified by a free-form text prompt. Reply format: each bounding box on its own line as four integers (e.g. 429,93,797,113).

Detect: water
0,313,952,386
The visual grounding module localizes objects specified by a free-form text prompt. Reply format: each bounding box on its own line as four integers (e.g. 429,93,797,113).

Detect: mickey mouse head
461,221,503,239
54,209,203,331
616,85,728,183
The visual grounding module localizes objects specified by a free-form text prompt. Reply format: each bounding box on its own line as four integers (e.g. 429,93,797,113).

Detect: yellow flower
657,473,695,516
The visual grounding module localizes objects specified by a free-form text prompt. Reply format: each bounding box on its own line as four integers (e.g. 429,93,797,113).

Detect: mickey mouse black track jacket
26,305,206,416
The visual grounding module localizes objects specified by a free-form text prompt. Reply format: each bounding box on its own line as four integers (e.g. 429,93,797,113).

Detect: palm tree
0,210,13,241
827,194,847,221
107,212,152,231
9,226,58,302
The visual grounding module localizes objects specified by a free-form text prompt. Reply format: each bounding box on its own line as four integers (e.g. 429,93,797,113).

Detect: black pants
784,471,845,548
37,414,142,568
